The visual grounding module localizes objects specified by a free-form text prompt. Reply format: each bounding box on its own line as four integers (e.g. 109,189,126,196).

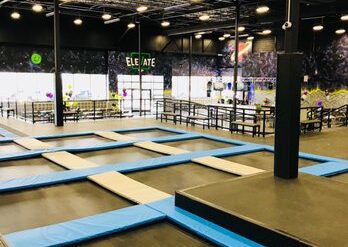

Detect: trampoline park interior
0,1,347,247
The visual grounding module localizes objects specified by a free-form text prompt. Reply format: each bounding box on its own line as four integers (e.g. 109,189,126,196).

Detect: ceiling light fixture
102,13,112,21
74,18,83,25
247,36,254,41
223,33,231,38
335,29,346,35
261,29,272,35
238,26,245,32
128,22,136,29
313,25,323,31
32,3,43,13
104,18,120,24
199,14,210,21
256,6,269,14
136,6,148,12
218,36,225,41
340,14,348,21
161,21,170,27
11,11,20,20
195,34,202,39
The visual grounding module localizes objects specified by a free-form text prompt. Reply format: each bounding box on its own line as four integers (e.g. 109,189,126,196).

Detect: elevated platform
175,172,348,247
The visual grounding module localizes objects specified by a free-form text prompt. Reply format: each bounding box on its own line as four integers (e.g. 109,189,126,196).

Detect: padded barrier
134,141,190,155
5,205,165,247
299,161,348,177
0,145,265,193
42,152,99,170
192,156,265,176
147,197,263,247
0,128,18,139
13,138,52,150
94,131,137,141
89,171,171,204
0,133,200,161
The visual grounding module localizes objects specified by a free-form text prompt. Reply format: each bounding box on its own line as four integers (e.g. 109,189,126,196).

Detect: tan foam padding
95,131,137,141
14,138,52,150
192,156,265,176
0,235,10,247
42,151,99,170
134,141,190,155
89,171,171,204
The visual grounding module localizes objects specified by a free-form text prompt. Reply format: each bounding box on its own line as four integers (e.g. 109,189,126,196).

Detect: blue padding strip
0,128,18,138
0,145,263,193
0,133,199,162
300,161,348,177
5,204,165,247
147,197,263,247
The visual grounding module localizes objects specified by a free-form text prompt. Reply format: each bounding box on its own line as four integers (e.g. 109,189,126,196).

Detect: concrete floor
1,117,347,160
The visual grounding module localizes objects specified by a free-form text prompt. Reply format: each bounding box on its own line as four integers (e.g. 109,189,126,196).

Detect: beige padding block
43,151,99,170
95,131,137,141
192,156,265,176
134,141,190,155
14,138,52,150
89,171,171,204
0,235,10,247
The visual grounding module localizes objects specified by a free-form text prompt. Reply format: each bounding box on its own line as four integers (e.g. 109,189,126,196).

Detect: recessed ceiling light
102,13,112,21
128,22,136,29
238,26,245,32
247,36,254,40
335,29,346,35
261,29,272,35
161,21,170,27
223,33,231,38
256,6,269,14
199,14,210,21
11,11,21,20
32,4,43,13
218,37,225,41
341,14,348,21
313,25,323,31
197,31,205,35
136,6,148,12
195,34,202,39
74,18,83,25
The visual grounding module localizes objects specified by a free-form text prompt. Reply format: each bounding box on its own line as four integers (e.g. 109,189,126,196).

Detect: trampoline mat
162,138,233,152
121,129,176,139
330,173,348,183
0,157,65,181
75,221,215,247
0,181,131,234
127,163,236,194
41,135,111,147
0,143,27,155
77,146,163,165
222,151,317,171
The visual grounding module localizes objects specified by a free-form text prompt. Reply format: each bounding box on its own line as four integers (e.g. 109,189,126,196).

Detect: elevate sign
126,52,156,72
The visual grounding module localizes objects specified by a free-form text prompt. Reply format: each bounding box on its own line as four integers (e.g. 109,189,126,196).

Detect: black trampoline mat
0,157,65,181
41,135,111,147
222,151,317,171
121,129,176,139
163,138,233,152
0,181,131,234
127,163,236,194
75,222,215,247
0,142,27,155
330,173,348,183
77,146,163,165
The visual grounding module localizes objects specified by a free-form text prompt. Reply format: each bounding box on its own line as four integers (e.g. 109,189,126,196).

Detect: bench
161,112,181,125
231,121,260,137
1,108,15,118
186,115,210,129
300,119,322,133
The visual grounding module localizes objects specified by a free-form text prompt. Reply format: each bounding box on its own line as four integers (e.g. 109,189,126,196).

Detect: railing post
156,101,159,120
93,101,96,120
345,105,348,126
15,101,18,118
24,102,27,122
263,110,266,137
32,102,35,123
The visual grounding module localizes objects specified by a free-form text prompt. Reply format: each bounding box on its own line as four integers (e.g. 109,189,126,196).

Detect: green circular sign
31,53,42,65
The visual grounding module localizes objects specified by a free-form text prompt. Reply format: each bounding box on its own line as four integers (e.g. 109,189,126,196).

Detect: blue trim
147,197,263,247
5,204,165,247
299,161,348,177
0,145,262,193
0,128,18,138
